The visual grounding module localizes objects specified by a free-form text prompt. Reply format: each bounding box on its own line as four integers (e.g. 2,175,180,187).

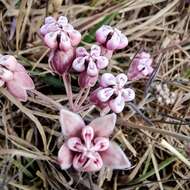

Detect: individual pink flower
96,25,128,58
72,45,109,88
49,48,75,75
127,52,154,81
39,16,81,50
90,73,135,114
58,109,131,172
0,54,34,101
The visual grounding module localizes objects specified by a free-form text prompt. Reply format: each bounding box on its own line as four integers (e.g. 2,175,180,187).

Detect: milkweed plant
0,15,154,173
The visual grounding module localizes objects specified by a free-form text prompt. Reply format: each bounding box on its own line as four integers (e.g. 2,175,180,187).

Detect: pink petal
72,154,88,171
109,95,125,113
57,16,68,25
79,72,98,88
86,59,98,76
58,143,73,170
0,68,13,81
100,73,116,87
101,46,113,59
82,126,94,149
15,63,27,72
59,109,85,137
97,87,114,102
116,73,128,88
67,137,86,152
68,30,81,46
72,57,86,72
59,32,72,51
93,137,109,152
96,25,113,44
6,80,27,102
13,71,34,90
90,45,101,57
89,113,116,137
117,33,128,49
100,142,131,169
44,32,58,49
96,56,109,69
76,47,88,57
0,55,17,71
106,31,120,50
122,88,135,102
45,16,56,24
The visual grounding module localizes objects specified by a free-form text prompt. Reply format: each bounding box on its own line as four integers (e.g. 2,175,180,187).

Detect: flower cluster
0,54,34,101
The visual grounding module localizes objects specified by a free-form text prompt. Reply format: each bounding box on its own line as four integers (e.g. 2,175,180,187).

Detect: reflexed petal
100,73,116,87
89,113,116,137
86,59,98,76
100,142,131,169
117,33,128,49
90,45,101,57
44,32,58,49
97,87,114,102
14,71,34,90
67,137,86,152
116,73,128,88
0,68,13,81
93,137,109,152
96,25,113,44
96,56,109,69
6,80,27,102
122,88,135,102
76,47,88,57
72,57,86,72
79,72,98,88
15,63,27,72
82,126,94,149
68,30,81,46
58,143,73,170
0,55,17,71
59,32,72,51
109,95,125,113
106,31,120,50
59,109,85,137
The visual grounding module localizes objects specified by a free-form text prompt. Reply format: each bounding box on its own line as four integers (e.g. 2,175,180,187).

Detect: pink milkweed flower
72,45,109,88
58,109,131,172
96,25,128,58
0,54,34,102
127,52,154,81
49,48,75,75
90,73,135,114
39,16,81,51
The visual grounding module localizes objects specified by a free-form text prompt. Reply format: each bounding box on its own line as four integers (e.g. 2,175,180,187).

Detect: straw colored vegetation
0,0,190,189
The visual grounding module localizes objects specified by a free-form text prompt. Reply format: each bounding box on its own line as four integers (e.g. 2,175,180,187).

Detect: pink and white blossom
39,16,81,50
96,25,128,58
127,52,154,81
72,45,109,88
90,73,135,114
58,109,131,172
49,48,75,75
0,54,34,101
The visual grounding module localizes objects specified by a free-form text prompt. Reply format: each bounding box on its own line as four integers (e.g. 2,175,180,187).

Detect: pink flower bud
127,51,154,81
90,73,135,114
58,110,131,171
0,55,35,102
39,16,81,51
49,48,75,75
96,25,128,52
